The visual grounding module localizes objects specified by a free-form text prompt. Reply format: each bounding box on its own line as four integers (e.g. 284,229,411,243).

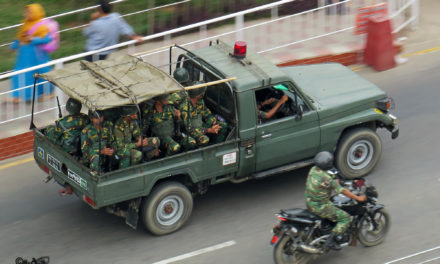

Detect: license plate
68,169,88,191
47,154,61,172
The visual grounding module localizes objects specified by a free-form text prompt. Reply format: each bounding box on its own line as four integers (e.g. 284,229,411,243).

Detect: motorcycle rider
305,151,367,250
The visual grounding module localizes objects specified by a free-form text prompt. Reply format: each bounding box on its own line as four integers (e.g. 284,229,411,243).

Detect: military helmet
173,68,190,84
154,93,170,101
66,98,82,114
314,151,334,171
121,105,138,116
188,81,207,98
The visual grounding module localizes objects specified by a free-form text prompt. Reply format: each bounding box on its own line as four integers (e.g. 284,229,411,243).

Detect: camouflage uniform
80,121,115,174
46,113,90,155
143,103,196,156
114,117,160,168
168,91,187,108
305,166,350,235
179,99,228,146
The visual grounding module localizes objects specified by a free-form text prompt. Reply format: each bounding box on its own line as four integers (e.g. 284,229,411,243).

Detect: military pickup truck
32,41,398,235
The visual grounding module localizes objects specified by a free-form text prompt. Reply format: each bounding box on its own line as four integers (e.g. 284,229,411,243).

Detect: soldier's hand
101,147,114,156
136,137,142,147
209,124,221,134
175,109,181,119
356,195,367,202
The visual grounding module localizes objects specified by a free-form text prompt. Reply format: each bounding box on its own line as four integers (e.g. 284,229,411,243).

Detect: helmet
187,81,206,98
154,93,170,101
314,151,334,170
66,98,82,114
121,106,138,116
173,68,190,84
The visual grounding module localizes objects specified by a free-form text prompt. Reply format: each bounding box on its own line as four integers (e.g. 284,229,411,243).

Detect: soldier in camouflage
45,98,90,155
180,82,228,147
81,110,115,174
168,67,190,108
305,151,366,250
143,94,196,156
114,106,160,168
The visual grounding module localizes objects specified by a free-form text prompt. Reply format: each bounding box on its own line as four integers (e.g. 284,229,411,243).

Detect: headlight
376,98,391,112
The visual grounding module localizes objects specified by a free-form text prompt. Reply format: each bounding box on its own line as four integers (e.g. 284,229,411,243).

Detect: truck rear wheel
141,181,193,236
335,128,382,179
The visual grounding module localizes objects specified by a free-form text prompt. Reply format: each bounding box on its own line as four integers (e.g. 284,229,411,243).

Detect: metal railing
0,0,419,133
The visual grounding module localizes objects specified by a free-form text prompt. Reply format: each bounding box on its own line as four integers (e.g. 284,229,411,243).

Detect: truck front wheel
141,181,193,235
335,128,382,179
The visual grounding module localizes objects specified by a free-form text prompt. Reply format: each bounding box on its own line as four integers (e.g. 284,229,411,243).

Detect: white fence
0,0,419,133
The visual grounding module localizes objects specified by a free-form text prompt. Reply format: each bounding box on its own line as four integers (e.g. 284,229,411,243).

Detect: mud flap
125,198,142,229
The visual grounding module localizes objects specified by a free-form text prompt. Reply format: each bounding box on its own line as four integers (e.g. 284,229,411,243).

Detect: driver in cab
257,94,288,120
257,84,291,121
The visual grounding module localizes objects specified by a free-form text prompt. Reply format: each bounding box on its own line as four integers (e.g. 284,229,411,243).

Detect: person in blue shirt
83,0,143,62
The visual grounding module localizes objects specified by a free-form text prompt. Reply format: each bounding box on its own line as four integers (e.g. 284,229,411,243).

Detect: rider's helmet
187,81,207,98
173,68,190,84
314,151,334,170
66,98,82,114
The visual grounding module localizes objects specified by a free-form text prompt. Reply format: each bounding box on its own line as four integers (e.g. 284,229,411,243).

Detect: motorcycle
270,170,390,264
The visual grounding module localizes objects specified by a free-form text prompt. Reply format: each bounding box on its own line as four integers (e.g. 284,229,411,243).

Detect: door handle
261,133,272,139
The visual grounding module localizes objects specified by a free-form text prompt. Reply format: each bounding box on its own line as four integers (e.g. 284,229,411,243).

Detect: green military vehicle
32,41,398,235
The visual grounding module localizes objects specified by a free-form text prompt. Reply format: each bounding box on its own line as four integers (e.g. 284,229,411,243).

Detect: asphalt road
2,15,440,264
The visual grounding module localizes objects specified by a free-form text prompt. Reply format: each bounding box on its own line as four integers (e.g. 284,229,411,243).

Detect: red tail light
84,195,95,207
277,215,287,222
271,235,279,244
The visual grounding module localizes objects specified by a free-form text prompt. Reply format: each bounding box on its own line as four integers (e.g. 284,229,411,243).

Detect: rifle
56,96,62,118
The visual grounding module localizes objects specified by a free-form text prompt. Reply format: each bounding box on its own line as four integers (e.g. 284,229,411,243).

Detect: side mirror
295,105,304,121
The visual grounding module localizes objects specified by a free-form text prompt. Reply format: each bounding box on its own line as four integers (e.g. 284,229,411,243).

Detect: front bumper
385,113,399,139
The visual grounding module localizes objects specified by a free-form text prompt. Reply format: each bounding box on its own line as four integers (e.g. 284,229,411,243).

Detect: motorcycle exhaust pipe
299,245,321,254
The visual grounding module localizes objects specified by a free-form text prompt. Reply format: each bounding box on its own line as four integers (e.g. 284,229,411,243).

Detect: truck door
254,83,320,171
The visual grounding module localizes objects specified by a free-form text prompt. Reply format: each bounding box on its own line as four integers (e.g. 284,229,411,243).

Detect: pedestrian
83,0,143,62
7,3,53,104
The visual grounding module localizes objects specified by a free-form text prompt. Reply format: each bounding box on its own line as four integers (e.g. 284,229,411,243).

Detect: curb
0,43,403,162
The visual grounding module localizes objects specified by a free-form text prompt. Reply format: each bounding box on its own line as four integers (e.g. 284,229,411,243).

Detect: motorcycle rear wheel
273,235,313,264
358,208,391,247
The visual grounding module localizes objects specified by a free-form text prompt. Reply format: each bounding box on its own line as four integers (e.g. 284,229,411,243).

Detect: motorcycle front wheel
273,235,313,264
358,208,391,247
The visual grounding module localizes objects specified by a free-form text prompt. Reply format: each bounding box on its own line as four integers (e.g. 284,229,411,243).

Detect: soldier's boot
326,233,342,251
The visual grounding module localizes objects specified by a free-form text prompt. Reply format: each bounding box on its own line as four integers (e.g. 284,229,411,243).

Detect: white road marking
417,256,440,264
152,240,237,264
384,245,440,264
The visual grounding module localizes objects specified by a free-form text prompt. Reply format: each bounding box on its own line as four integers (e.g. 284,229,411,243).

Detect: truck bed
33,129,239,208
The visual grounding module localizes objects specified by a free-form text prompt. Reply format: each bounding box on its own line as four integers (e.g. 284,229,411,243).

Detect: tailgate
33,129,99,208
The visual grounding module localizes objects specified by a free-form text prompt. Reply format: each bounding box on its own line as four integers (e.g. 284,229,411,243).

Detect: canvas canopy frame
29,48,236,175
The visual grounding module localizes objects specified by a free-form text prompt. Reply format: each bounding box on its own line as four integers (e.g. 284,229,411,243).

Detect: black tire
335,128,382,179
358,208,391,247
141,181,193,236
273,235,312,264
